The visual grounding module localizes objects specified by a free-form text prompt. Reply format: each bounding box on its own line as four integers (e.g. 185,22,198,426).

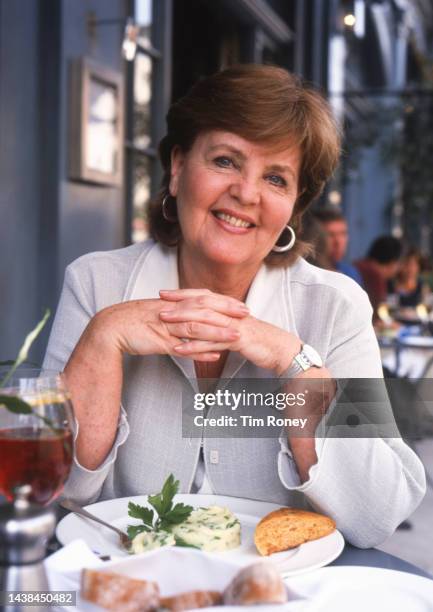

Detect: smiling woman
151,65,340,268
43,64,426,549
169,131,301,276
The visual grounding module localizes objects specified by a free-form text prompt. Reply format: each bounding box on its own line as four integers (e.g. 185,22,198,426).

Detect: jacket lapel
124,241,196,382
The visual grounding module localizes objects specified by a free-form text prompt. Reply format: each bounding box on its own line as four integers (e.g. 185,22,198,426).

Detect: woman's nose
229,176,261,206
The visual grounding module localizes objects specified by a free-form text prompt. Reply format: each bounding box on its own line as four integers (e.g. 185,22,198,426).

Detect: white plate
292,566,433,611
56,494,344,577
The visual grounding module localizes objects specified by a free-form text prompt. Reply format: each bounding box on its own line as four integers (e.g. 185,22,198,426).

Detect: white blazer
43,240,426,548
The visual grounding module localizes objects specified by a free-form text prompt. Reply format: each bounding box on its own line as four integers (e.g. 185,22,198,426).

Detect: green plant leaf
0,395,33,414
159,503,194,529
15,309,51,366
126,475,193,542
0,309,50,388
148,473,179,517
127,524,150,539
127,502,154,527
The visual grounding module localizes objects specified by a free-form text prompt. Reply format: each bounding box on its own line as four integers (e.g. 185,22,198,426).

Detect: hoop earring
272,225,296,253
162,194,178,222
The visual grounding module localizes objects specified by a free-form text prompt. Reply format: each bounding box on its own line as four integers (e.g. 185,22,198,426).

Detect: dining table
331,544,432,580
379,333,433,378
1,495,429,611
49,503,433,579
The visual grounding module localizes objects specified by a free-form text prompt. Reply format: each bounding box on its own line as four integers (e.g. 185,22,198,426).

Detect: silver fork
60,498,132,550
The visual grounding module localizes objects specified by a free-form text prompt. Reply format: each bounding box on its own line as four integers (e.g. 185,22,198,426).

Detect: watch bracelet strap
278,360,303,379
278,350,314,379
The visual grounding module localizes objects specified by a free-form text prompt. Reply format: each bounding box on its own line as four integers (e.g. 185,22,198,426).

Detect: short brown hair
314,207,346,225
148,64,341,266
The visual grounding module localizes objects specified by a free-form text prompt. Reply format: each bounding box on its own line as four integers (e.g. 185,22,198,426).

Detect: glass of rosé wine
0,368,74,505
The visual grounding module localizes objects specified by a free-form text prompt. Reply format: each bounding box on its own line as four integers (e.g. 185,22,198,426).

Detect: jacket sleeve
42,260,130,505
278,286,426,548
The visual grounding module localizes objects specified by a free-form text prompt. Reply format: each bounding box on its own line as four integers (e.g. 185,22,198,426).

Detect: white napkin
44,540,303,611
45,540,104,611
47,542,433,612
288,566,433,612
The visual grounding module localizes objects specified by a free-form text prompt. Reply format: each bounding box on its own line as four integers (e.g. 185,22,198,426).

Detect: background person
43,65,425,549
313,207,363,285
354,235,403,318
388,247,430,308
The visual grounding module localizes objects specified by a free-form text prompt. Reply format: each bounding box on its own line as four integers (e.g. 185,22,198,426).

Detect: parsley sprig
127,474,193,541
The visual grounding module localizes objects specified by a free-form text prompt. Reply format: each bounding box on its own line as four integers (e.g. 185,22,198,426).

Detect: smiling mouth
212,211,255,228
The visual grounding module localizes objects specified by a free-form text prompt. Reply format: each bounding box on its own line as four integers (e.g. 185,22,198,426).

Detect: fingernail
159,311,172,316
174,344,186,351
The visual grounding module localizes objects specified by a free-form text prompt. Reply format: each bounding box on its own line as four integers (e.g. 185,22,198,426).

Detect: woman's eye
214,156,233,168
267,174,287,187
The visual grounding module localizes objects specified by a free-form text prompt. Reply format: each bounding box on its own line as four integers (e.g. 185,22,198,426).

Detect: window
125,0,169,243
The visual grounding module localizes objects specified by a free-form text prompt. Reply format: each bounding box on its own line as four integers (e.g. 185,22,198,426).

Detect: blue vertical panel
344,143,393,262
0,0,40,360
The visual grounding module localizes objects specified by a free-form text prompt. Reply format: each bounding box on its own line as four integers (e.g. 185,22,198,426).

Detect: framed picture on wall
69,58,124,186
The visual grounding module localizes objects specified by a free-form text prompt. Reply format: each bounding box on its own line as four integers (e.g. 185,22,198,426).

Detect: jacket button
210,450,219,464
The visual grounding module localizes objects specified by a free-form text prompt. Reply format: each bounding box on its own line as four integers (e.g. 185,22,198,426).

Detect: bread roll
254,507,336,555
81,568,159,611
223,562,287,605
160,590,221,610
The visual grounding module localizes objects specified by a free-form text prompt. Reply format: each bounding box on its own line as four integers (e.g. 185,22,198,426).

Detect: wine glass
0,368,74,505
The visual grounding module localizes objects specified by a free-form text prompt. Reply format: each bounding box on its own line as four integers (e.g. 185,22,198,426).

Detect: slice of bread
81,569,160,611
254,507,336,556
160,590,222,610
223,562,287,605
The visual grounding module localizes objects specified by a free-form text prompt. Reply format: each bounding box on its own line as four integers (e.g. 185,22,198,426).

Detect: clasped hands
159,288,302,373
101,288,301,374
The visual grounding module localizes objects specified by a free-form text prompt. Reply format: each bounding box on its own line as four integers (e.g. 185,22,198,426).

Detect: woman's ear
169,146,185,197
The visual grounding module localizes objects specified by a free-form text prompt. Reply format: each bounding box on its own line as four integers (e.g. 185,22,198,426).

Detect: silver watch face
302,344,323,368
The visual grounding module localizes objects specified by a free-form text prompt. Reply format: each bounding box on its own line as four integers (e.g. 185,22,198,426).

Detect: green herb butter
170,506,241,552
130,530,176,554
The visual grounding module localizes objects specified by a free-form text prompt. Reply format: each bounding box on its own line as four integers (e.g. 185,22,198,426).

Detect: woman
388,247,429,307
44,65,425,548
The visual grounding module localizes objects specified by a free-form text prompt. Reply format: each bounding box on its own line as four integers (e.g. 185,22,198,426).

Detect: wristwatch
283,344,323,377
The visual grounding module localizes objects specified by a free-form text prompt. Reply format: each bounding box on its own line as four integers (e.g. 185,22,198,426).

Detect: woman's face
169,130,301,268
400,256,420,280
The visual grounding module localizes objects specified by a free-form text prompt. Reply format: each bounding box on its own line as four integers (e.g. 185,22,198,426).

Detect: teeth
215,212,252,228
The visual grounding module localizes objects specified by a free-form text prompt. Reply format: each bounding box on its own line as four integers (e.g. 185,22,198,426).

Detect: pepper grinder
0,486,56,612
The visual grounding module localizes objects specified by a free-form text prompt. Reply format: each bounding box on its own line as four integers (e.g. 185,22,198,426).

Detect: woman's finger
160,292,249,318
165,321,240,342
173,339,235,354
160,288,211,299
177,351,221,362
160,308,233,328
